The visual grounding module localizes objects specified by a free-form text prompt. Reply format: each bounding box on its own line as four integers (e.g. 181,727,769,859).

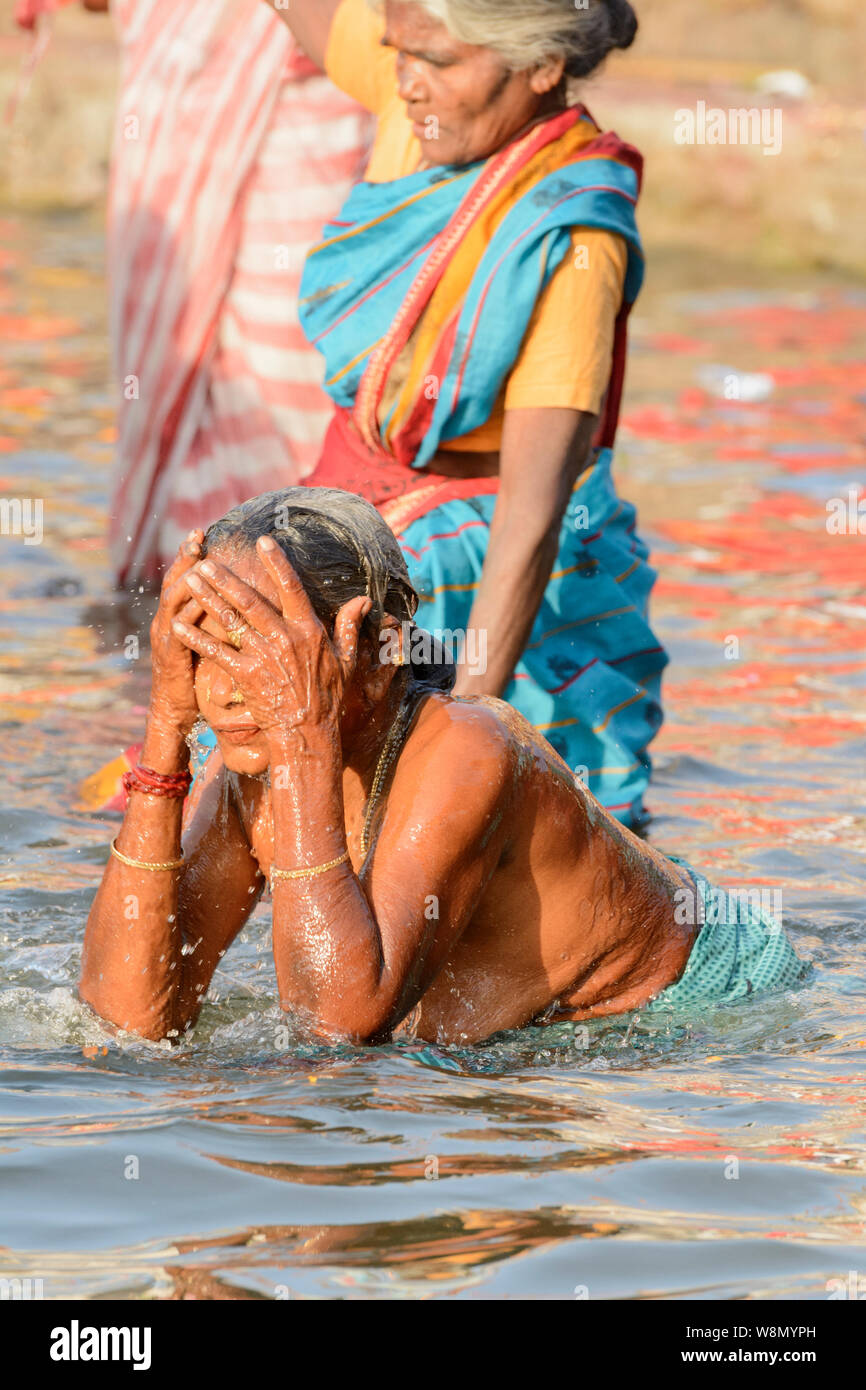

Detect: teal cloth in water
647,856,809,1008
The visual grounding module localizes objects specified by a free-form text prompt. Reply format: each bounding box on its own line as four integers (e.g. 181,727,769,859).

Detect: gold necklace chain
360,689,420,858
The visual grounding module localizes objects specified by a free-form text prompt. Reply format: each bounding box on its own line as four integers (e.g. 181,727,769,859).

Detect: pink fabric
107,0,371,585
14,0,74,31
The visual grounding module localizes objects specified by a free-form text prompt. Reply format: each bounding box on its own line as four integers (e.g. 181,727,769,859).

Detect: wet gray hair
369,0,638,78
202,486,454,690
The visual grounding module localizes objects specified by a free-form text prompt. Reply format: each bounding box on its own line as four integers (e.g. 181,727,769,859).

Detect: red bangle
122,764,192,799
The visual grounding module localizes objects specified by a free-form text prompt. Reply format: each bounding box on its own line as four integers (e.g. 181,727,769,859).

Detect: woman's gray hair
203,486,417,629
369,0,637,78
202,486,455,690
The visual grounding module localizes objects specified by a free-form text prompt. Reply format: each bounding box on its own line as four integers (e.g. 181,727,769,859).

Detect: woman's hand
173,537,371,744
148,530,206,737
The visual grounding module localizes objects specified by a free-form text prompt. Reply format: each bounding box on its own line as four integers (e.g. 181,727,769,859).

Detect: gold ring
226,625,247,651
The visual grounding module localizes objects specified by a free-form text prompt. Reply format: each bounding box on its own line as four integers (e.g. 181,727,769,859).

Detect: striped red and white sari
107,0,371,585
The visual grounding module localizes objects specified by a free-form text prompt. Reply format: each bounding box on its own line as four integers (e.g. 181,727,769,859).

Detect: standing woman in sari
269,0,665,827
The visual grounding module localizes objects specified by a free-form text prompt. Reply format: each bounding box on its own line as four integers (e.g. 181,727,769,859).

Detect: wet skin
80,537,696,1046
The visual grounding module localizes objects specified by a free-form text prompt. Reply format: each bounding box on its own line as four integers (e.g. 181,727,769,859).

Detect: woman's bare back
223,693,696,1043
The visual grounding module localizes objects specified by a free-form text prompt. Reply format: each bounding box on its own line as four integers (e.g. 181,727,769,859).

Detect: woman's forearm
79,718,189,1038
454,407,599,697
262,0,342,69
455,513,561,698
166,544,423,1041
267,728,397,1040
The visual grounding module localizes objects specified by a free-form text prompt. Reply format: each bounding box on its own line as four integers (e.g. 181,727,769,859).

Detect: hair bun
605,0,638,50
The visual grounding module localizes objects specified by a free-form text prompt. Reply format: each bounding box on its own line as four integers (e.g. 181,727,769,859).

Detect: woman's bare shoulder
404,692,536,790
412,691,519,749
421,692,573,765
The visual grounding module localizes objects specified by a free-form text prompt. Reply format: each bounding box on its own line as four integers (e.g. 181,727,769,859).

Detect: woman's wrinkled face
192,547,277,777
383,1,556,167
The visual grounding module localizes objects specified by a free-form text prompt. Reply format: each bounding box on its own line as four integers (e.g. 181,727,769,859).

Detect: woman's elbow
77,979,176,1045
281,997,395,1047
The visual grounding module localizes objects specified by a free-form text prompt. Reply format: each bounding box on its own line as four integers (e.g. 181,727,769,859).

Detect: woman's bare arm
79,741,264,1041
262,0,342,70
79,534,264,1041
453,406,599,698
266,706,511,1042
172,546,512,1043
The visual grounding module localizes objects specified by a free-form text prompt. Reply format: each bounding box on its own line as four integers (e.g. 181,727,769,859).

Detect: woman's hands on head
148,531,206,737
173,537,372,747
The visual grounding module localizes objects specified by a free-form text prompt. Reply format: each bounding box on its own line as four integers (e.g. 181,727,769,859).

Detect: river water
0,212,864,1300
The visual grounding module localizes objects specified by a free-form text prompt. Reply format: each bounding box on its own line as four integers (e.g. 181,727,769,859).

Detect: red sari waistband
305,409,499,535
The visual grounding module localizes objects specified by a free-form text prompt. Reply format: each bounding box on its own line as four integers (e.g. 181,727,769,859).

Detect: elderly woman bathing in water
80,491,806,1045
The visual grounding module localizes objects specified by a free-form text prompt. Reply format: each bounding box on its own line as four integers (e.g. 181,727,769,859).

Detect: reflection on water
0,214,864,1299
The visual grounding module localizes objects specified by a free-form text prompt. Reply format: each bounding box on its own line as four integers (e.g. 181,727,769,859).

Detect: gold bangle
110,838,184,872
270,849,351,886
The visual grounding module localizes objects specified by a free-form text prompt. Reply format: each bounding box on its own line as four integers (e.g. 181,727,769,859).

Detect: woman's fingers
162,570,203,621
256,537,319,629
195,557,287,642
160,533,206,618
176,596,205,626
171,618,245,675
333,596,372,680
160,531,204,596
182,571,262,647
